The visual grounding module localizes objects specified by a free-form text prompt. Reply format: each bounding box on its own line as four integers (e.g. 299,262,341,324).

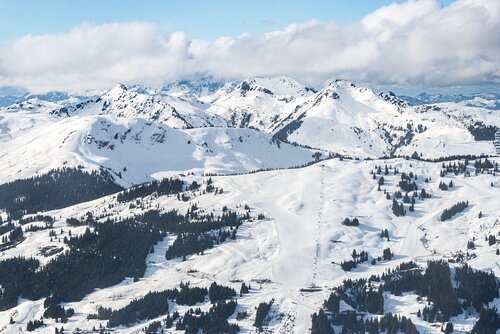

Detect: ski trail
311,164,326,285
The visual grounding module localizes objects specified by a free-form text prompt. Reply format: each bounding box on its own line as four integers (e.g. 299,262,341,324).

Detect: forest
314,260,499,333
0,167,122,219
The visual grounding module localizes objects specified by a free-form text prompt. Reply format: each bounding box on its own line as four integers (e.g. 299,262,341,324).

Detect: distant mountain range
1,76,499,185
400,92,500,110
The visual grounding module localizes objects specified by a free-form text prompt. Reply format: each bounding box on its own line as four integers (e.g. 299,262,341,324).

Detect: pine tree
378,177,384,186
311,309,334,334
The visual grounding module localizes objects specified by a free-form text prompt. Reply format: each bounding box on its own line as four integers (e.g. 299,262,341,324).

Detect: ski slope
1,157,498,333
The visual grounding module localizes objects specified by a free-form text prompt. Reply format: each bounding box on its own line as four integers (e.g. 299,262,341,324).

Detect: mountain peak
235,76,315,97
379,91,411,108
160,77,226,98
327,79,356,90
107,83,129,95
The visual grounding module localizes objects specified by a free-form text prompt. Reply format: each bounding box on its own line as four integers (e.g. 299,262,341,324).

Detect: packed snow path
312,164,326,285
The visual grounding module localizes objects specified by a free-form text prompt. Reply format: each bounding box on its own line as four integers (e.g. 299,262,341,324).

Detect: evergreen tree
311,309,334,334
471,307,500,334
254,299,274,329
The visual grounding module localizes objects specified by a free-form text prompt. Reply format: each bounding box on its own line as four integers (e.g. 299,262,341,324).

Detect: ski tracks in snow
312,164,327,285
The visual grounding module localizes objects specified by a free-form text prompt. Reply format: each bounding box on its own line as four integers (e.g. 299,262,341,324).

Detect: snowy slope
269,81,499,158
0,157,498,333
51,84,229,129
201,76,315,132
272,80,403,156
159,77,228,98
401,92,500,110
0,109,320,186
2,77,498,161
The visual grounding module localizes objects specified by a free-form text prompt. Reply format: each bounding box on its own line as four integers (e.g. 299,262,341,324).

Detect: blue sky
0,0,453,43
0,0,497,94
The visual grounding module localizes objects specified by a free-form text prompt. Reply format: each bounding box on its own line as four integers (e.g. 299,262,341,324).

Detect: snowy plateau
0,76,499,334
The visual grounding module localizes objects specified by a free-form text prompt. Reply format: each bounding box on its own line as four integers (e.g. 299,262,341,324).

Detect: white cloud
0,0,499,93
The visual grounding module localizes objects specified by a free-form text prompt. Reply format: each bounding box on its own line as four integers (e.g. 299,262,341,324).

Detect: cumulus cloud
0,0,499,93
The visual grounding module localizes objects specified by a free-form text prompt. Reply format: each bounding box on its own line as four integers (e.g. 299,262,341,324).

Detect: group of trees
176,282,208,306
373,164,396,176
18,215,54,225
380,229,390,241
438,181,453,190
1,216,56,247
311,309,334,334
239,282,250,296
341,249,369,271
440,161,468,176
72,203,244,263
454,264,499,311
162,206,243,260
26,319,44,332
1,226,23,244
392,199,406,217
435,157,499,176
332,278,384,315
315,260,498,334
388,261,459,321
208,282,236,304
440,201,468,221
254,299,274,329
165,229,232,260
474,158,497,174
100,289,176,327
326,311,418,334
175,300,239,333
144,321,161,334
342,217,359,226
89,281,239,330
373,165,436,217
0,219,162,310
383,248,393,261
468,122,498,141
43,302,74,322
384,260,498,323
471,307,500,334
116,177,186,202
0,219,14,235
0,167,122,219
422,154,490,163
398,172,418,192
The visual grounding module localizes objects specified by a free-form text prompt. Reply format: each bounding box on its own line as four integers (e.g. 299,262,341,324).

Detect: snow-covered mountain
49,84,229,129
0,76,500,334
401,92,500,110
1,78,499,169
266,80,498,158
270,80,405,156
0,109,320,186
1,76,499,185
201,76,315,132
159,77,228,98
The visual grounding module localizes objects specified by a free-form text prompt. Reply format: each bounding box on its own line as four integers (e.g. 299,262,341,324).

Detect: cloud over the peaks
1,0,499,93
